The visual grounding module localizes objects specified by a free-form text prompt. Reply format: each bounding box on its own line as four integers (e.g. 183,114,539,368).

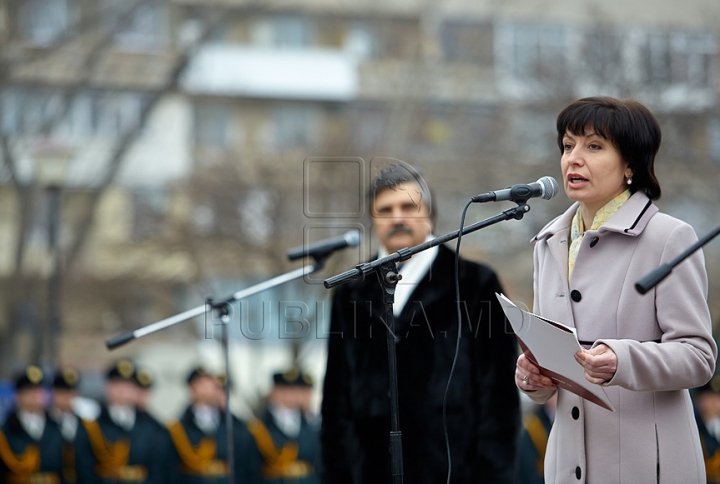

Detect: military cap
107,359,136,381
273,367,313,387
53,367,80,390
186,366,212,385
14,365,45,390
134,368,154,389
215,372,228,387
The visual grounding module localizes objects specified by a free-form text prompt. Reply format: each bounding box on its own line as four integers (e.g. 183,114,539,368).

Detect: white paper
497,293,615,412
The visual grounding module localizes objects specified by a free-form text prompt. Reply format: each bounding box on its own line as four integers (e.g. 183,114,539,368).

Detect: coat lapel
534,208,574,290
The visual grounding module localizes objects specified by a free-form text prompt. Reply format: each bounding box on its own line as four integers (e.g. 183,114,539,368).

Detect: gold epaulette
523,412,549,475
167,421,227,477
7,472,61,484
82,420,148,481
0,428,41,476
701,434,720,483
246,418,312,479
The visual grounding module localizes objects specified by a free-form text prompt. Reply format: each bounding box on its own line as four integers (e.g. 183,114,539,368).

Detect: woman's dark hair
556,96,662,200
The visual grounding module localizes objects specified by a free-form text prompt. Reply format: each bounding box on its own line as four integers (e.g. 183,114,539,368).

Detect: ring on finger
522,375,529,385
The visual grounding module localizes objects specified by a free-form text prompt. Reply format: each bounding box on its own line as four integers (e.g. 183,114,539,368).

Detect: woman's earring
627,177,633,185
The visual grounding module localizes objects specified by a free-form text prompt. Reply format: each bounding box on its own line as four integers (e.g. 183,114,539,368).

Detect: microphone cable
442,198,473,484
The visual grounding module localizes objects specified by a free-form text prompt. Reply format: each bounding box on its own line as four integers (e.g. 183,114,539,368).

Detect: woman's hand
516,352,557,391
574,344,618,384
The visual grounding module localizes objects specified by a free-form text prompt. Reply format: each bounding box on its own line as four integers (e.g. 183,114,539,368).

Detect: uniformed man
0,364,65,483
165,366,247,483
514,394,557,484
132,367,165,435
50,367,82,484
244,368,319,484
74,360,166,484
694,375,720,484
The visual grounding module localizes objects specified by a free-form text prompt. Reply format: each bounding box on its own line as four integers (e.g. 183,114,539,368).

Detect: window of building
103,0,169,51
579,29,625,86
343,22,379,59
19,0,71,45
92,93,144,137
1,88,64,136
273,105,317,150
276,16,312,47
440,20,493,65
1,89,146,138
193,102,230,147
250,15,313,48
495,23,569,82
494,22,570,98
639,32,715,88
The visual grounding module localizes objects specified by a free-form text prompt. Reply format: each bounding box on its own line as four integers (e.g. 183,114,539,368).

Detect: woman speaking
516,97,717,483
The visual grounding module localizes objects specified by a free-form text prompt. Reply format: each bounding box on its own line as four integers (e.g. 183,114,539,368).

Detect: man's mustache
386,225,414,238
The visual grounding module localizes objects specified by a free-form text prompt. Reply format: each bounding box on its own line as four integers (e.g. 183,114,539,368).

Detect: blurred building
0,0,719,420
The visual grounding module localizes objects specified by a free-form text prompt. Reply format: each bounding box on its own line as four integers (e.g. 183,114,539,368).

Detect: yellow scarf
568,190,630,281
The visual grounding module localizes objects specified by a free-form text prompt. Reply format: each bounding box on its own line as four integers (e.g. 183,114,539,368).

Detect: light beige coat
526,192,717,483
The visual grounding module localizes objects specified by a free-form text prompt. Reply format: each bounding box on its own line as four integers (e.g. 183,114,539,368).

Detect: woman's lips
567,175,589,189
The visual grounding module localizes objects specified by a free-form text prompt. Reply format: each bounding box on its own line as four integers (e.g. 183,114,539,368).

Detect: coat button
572,407,579,420
575,466,582,479
589,236,599,248
570,290,582,302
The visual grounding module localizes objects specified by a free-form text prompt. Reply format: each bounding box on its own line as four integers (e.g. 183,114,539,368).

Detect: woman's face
561,128,632,214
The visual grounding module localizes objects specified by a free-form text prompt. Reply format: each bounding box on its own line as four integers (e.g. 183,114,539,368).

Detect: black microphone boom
287,230,361,261
472,176,559,203
636,223,720,294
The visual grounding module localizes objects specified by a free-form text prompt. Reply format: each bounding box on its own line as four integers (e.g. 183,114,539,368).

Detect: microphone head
343,229,361,248
537,176,559,200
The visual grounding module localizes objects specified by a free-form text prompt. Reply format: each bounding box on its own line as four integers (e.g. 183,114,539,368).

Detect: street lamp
35,143,73,368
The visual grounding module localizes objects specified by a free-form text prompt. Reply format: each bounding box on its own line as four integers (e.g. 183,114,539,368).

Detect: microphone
635,223,720,294
472,176,559,203
287,230,361,261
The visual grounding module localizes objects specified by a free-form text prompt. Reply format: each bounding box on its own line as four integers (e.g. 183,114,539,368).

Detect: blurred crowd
0,361,319,484
3,359,720,483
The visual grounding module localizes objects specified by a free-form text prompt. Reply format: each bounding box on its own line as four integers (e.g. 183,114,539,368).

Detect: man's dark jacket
244,408,319,484
321,244,520,484
74,405,166,484
0,410,66,483
165,406,249,484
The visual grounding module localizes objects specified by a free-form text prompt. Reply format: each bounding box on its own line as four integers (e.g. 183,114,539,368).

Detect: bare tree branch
63,10,238,272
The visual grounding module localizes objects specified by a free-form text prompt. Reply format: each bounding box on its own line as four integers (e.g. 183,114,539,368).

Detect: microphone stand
636,222,720,294
324,202,531,484
106,255,330,484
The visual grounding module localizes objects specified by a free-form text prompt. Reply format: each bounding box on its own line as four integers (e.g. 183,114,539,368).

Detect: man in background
321,164,520,483
245,367,319,483
514,394,557,484
0,365,65,483
165,366,247,483
74,359,166,483
694,375,720,484
50,366,82,483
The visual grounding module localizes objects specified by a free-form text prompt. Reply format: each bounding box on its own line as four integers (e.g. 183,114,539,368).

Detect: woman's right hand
516,352,557,392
